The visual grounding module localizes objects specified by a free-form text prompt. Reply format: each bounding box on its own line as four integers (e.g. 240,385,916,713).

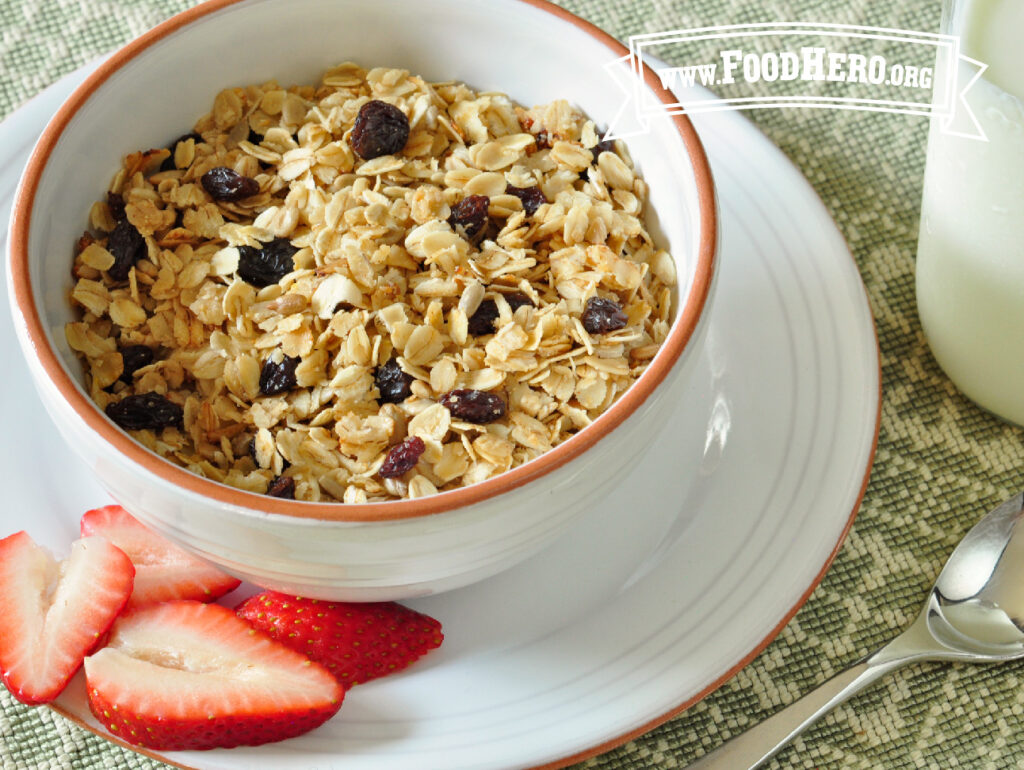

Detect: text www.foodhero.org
658,46,934,90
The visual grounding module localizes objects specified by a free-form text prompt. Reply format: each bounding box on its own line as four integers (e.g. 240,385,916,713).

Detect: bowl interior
18,0,708,517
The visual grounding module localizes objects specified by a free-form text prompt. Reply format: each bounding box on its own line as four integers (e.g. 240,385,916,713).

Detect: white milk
916,0,1024,424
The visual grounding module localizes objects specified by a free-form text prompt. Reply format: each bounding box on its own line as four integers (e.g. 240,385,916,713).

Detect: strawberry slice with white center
80,505,240,608
0,531,135,704
84,601,345,750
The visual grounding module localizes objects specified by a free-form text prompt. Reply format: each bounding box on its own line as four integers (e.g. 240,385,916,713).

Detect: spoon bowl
689,490,1024,768
931,492,1024,654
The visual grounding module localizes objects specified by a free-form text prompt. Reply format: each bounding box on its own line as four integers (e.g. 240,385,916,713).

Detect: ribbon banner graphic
604,23,987,141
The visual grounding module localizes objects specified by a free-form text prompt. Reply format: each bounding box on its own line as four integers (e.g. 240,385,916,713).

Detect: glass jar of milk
916,0,1024,424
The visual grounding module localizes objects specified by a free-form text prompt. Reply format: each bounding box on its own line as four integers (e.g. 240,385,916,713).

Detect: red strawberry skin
0,532,134,705
236,592,443,686
81,505,240,608
84,601,343,750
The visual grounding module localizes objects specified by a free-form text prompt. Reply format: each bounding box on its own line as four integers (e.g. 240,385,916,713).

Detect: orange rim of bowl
9,0,717,523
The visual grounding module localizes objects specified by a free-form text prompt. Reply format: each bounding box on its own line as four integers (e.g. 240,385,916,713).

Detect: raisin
107,218,146,281
581,296,628,334
350,100,410,160
466,300,500,336
505,292,534,313
448,194,490,242
118,345,155,383
159,132,202,171
379,436,425,479
237,237,297,287
467,292,533,336
107,192,126,222
440,389,506,424
505,184,547,216
590,138,616,162
266,475,296,499
259,354,300,397
374,357,414,404
105,393,183,431
201,166,260,201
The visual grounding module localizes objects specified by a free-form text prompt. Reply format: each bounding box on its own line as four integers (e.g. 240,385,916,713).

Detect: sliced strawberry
84,601,344,750
0,532,134,704
81,505,240,608
236,592,443,686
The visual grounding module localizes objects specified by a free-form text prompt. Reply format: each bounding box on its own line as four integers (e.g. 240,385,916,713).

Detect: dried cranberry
107,192,126,222
118,345,154,383
237,237,297,287
159,132,202,171
379,436,425,479
448,195,490,242
107,219,146,281
201,166,259,201
440,389,506,424
259,354,300,397
375,358,414,404
505,184,547,216
350,100,410,160
581,296,628,334
105,393,183,431
467,292,533,336
266,475,296,499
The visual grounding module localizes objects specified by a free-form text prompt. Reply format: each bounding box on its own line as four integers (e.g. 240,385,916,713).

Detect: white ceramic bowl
7,0,717,601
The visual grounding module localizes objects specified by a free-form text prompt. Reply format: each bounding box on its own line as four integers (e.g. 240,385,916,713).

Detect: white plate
0,61,879,770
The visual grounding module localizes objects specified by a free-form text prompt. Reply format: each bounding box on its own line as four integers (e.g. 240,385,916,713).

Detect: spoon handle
685,628,929,769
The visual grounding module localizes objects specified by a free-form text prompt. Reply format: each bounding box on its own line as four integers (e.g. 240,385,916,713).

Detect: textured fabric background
3,0,1024,768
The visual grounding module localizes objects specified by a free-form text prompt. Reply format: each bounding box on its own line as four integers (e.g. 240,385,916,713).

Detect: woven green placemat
4,1,1024,769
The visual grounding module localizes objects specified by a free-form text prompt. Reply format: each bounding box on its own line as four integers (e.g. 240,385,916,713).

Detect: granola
65,62,676,503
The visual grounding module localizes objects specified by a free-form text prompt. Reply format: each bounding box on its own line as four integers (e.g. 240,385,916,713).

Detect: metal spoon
688,490,1024,768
